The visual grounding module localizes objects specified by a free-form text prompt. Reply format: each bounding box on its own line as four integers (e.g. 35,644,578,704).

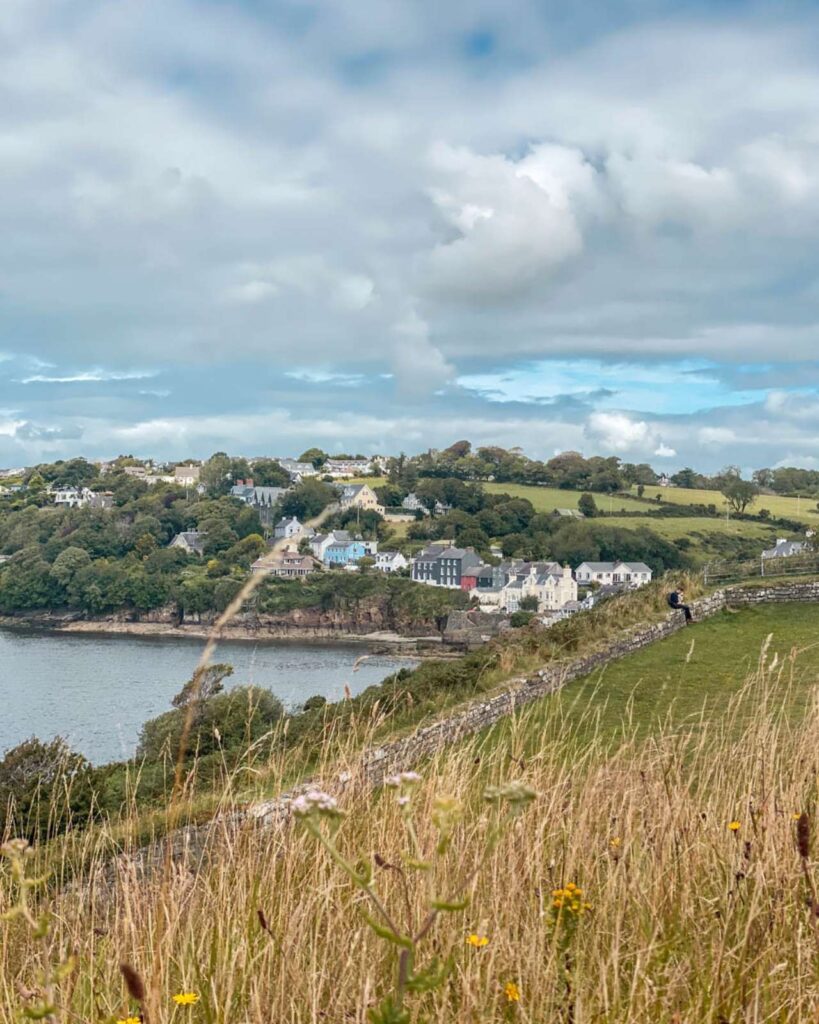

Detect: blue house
323,539,367,566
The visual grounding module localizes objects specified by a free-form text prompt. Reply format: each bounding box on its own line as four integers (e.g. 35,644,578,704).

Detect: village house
761,537,809,561
274,516,306,541
174,464,201,487
251,548,319,577
401,493,429,514
553,508,584,520
52,487,113,510
574,561,653,588
323,458,373,478
374,551,408,573
338,483,385,515
230,480,289,527
500,564,577,614
411,544,483,588
169,531,206,556
323,538,368,566
278,459,319,482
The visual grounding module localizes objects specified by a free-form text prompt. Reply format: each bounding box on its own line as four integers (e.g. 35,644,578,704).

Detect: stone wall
116,580,819,869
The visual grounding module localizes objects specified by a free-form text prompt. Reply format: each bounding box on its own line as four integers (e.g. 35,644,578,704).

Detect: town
1,444,816,631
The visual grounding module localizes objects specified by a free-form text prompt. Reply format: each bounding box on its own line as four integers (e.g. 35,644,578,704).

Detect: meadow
634,483,819,526
3,601,819,1022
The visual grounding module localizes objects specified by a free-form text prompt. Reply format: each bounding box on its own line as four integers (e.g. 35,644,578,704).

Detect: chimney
246,478,253,487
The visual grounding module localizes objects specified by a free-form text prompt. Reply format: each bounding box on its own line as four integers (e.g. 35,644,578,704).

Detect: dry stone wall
119,580,819,870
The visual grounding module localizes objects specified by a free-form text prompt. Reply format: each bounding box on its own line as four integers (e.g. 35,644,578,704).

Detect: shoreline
0,614,453,654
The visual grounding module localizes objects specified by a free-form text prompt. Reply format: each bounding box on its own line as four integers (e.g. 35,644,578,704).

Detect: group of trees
395,442,655,494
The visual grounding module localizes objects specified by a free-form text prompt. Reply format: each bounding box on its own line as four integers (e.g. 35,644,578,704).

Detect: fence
703,551,819,585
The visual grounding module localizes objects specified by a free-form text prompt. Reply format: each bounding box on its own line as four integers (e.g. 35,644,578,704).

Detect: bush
138,686,284,762
510,610,535,627
0,737,95,840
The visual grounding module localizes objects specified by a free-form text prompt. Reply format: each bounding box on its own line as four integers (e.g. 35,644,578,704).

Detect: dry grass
3,638,819,1022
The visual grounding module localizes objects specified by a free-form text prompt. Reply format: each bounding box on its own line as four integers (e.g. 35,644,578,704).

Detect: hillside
4,598,819,1021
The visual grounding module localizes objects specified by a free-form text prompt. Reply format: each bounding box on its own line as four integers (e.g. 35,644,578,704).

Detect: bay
0,627,417,765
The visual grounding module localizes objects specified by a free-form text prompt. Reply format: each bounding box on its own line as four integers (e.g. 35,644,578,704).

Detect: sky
2,1,819,472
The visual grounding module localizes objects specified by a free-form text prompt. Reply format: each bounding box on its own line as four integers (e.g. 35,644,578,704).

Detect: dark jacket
667,591,683,609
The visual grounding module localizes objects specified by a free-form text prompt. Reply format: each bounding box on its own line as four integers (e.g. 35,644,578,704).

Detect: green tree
719,473,759,514
0,737,94,840
578,493,598,518
201,452,232,496
298,448,329,469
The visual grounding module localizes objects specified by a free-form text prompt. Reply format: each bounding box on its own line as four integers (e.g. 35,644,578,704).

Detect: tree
578,493,598,518
0,737,94,839
519,594,539,612
279,480,336,520
138,686,284,762
172,663,234,708
298,448,328,469
200,452,232,497
250,459,290,488
670,467,698,489
720,476,759,515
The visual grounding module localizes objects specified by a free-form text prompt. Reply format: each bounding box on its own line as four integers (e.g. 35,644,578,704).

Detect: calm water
0,628,417,764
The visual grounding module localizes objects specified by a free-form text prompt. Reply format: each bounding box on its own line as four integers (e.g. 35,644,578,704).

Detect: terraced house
411,543,483,588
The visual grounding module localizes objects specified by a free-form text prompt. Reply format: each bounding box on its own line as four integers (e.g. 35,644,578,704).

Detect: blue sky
2,0,819,472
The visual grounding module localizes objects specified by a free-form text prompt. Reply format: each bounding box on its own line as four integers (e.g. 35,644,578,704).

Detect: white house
500,565,577,613
278,459,319,482
761,537,808,560
401,493,428,513
170,531,206,556
174,465,201,486
574,561,653,588
324,458,373,478
274,516,304,541
52,487,112,509
375,551,408,573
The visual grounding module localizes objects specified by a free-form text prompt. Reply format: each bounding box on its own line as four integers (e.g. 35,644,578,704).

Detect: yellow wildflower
467,933,489,948
172,993,200,1006
117,1018,141,1024
550,883,591,916
610,836,621,848
794,813,803,821
504,981,521,1003
728,821,741,832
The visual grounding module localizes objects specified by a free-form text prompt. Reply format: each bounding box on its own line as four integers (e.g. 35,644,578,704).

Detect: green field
633,483,819,525
483,481,647,513
507,603,819,751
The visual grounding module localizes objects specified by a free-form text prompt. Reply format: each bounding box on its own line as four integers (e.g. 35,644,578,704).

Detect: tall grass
3,637,819,1022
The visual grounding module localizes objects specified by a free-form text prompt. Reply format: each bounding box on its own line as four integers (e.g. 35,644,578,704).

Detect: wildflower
504,981,520,1003
397,795,410,807
609,837,621,848
384,771,422,788
291,790,342,819
172,992,200,1006
728,820,741,832
793,813,803,821
117,1018,141,1024
467,933,489,948
484,782,537,810
550,883,592,916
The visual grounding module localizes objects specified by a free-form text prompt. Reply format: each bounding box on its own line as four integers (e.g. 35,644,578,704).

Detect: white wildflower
291,790,340,818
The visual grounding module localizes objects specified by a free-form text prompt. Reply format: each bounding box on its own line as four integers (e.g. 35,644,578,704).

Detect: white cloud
654,443,677,457
19,369,157,384
585,412,654,452
697,427,738,446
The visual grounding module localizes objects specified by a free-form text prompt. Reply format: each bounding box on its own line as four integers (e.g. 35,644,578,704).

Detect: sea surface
0,627,417,764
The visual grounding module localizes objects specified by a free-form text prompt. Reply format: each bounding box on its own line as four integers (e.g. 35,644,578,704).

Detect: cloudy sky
2,0,819,471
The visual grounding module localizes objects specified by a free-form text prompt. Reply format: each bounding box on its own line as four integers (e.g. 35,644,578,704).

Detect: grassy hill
5,599,819,1021
634,482,819,525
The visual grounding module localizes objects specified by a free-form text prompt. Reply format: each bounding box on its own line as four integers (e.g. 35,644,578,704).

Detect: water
0,628,418,765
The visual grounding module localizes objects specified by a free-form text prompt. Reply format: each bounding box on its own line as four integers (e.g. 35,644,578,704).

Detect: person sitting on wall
667,588,693,623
